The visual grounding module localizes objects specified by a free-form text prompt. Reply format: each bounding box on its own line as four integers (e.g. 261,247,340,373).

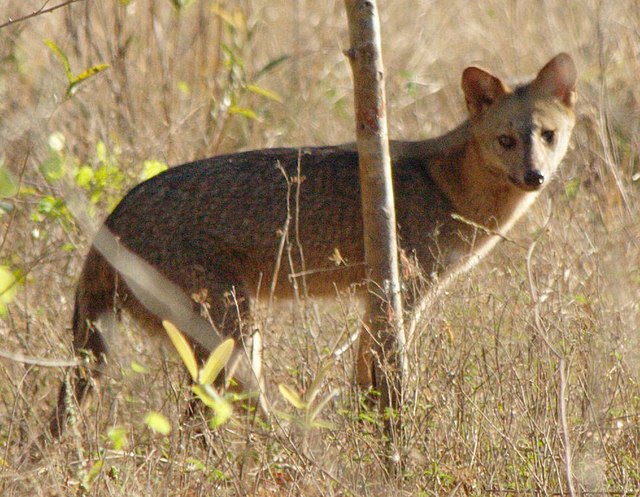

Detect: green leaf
68,63,109,96
0,266,18,316
278,383,306,410
254,55,290,80
144,411,171,435
37,195,66,217
107,425,129,450
177,81,191,95
565,178,580,199
198,338,234,385
186,457,206,471
210,396,233,427
96,141,108,164
162,320,198,381
0,167,18,198
574,293,589,305
39,154,65,182
229,106,258,120
45,39,72,82
140,160,168,181
170,0,196,10
74,165,94,189
191,385,233,427
246,84,283,103
130,360,148,374
192,384,217,409
82,460,103,490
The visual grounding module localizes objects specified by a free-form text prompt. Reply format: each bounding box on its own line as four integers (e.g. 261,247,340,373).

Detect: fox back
49,53,577,437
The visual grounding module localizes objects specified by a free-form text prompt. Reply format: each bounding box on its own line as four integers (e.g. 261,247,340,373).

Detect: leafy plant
45,39,109,96
162,320,235,427
277,362,339,431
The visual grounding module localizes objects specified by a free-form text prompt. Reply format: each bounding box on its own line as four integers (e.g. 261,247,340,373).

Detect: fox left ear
461,66,509,117
533,53,577,108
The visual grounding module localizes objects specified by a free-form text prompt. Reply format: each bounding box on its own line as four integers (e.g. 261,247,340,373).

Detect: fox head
461,53,577,192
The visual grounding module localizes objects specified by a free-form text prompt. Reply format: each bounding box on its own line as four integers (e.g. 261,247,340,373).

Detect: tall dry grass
0,1,638,495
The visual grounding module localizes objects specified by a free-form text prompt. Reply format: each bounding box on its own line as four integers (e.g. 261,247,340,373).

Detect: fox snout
508,167,546,191
523,169,545,188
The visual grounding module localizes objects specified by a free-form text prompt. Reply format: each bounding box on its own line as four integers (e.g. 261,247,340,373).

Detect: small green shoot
107,425,129,450
0,164,18,199
161,320,235,428
45,39,109,96
277,362,338,430
144,411,171,435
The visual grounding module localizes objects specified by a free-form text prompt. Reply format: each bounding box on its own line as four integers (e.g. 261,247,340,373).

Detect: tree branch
1,0,85,30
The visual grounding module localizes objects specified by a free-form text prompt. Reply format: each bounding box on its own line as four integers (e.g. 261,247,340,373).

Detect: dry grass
1,0,639,495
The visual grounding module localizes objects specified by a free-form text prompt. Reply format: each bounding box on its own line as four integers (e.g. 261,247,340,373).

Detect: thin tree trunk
343,0,406,457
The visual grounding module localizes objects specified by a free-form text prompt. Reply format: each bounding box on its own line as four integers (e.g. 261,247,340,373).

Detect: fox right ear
533,53,577,108
461,66,509,117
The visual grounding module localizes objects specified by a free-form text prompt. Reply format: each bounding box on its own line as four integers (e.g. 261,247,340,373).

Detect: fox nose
523,169,545,187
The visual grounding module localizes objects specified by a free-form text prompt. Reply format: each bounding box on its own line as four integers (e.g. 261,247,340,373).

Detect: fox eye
498,134,517,149
541,129,555,144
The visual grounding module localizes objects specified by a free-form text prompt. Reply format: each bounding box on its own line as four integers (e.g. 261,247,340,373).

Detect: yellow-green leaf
107,425,129,450
0,167,18,198
192,385,233,427
69,65,109,96
82,460,103,490
198,338,234,385
229,106,258,120
130,360,148,374
144,411,171,435
45,39,72,82
210,396,233,427
192,384,217,409
39,154,65,182
162,320,198,381
70,63,109,86
177,81,191,95
246,84,283,103
140,160,168,181
278,383,306,410
0,266,18,316
74,165,94,189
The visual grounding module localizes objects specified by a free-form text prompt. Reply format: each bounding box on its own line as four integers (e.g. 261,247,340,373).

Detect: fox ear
461,66,509,117
533,53,577,107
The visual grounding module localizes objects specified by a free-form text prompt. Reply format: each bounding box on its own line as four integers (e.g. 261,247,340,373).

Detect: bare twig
0,0,85,30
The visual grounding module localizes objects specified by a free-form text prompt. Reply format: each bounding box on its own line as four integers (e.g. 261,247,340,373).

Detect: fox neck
431,134,538,234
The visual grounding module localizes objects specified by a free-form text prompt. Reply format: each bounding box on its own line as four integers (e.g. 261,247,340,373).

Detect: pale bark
343,0,406,427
